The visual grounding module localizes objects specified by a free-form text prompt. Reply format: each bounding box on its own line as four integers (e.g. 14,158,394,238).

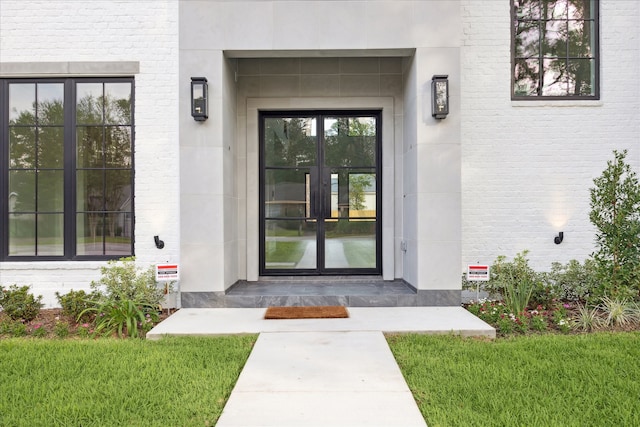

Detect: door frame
258,110,382,276
246,97,395,281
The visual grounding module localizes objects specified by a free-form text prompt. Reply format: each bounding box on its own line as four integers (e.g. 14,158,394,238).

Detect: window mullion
64,79,75,258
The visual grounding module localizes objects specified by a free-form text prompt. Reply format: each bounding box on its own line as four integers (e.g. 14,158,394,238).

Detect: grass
0,336,256,427
387,332,640,427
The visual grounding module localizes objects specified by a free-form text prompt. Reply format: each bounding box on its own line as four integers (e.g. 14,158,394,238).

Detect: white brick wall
0,1,180,307
461,1,640,272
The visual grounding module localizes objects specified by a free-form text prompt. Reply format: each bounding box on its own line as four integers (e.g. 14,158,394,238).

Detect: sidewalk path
216,331,427,427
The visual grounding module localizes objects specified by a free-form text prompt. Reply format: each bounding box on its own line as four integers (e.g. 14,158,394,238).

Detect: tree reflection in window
513,0,598,98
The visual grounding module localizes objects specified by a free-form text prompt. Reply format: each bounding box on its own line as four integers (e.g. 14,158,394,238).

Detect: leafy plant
81,298,159,338
11,322,27,337
542,259,599,304
589,150,640,300
31,324,47,338
0,285,43,321
90,257,167,309
599,297,635,328
56,289,99,323
54,321,70,338
492,251,538,314
572,304,601,332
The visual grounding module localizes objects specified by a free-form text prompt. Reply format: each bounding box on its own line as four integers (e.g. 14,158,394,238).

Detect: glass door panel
261,112,380,275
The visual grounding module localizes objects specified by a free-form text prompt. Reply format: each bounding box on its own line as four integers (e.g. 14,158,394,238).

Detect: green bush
0,285,43,322
55,289,99,323
82,257,167,338
541,259,599,304
90,257,166,308
589,150,640,300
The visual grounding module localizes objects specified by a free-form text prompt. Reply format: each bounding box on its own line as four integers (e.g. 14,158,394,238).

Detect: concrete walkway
147,307,494,426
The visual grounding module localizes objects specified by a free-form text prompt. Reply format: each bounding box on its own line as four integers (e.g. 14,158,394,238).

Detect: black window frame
511,0,600,100
0,77,135,261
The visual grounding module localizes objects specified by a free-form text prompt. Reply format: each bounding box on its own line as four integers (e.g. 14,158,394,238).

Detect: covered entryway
260,111,381,275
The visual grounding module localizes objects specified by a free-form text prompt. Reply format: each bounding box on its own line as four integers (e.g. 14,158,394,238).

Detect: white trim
0,61,140,77
246,97,395,281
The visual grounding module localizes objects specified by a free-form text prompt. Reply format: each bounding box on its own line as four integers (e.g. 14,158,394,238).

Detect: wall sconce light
554,232,564,245
190,77,208,121
154,235,165,249
431,75,449,119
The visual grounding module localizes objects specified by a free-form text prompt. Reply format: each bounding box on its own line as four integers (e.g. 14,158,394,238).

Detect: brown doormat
264,306,349,319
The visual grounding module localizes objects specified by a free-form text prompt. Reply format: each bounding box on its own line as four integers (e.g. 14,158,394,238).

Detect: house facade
1,1,639,308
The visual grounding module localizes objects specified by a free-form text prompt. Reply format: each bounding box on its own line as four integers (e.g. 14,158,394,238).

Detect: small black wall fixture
554,232,564,245
154,235,165,249
431,75,449,119
190,77,208,121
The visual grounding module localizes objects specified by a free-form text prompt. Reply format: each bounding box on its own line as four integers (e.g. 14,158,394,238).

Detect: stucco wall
461,0,640,272
0,0,179,306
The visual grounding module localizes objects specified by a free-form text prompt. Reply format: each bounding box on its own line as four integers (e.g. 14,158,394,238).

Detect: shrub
90,257,166,308
56,289,99,323
541,259,599,304
0,285,43,322
589,150,640,300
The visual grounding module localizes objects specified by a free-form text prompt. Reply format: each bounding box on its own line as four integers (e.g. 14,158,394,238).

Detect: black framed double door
260,111,381,275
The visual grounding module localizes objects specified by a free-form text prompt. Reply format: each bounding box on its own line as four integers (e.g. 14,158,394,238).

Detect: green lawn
3,332,639,426
0,336,256,427
387,332,640,427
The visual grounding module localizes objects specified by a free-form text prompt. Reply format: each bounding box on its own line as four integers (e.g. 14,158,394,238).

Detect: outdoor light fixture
554,232,564,245
154,235,165,249
431,75,449,119
190,77,208,121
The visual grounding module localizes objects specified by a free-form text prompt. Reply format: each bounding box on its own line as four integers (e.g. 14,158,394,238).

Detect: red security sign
467,265,489,281
156,264,179,281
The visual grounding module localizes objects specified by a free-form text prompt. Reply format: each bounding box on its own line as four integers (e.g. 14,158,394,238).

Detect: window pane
515,20,540,58
37,83,64,126
264,117,317,167
325,117,376,168
349,173,376,217
105,126,131,168
543,0,569,19
105,213,132,255
105,83,132,125
9,84,35,124
567,58,595,95
38,127,64,169
77,127,105,168
514,0,542,20
9,127,36,169
76,212,104,255
9,171,36,212
568,20,593,57
76,126,104,168
105,170,132,211
76,170,104,211
264,220,316,269
264,169,309,218
76,83,104,124
37,214,64,255
568,0,592,20
38,170,64,212
9,213,36,256
541,58,569,96
543,20,568,58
